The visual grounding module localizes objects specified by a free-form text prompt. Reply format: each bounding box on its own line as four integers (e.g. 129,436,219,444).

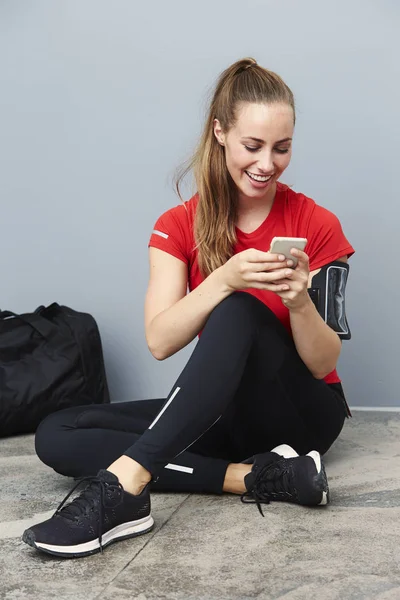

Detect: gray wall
1,0,399,407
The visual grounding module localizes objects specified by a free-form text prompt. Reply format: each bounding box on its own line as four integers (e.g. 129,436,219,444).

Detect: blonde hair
175,57,295,278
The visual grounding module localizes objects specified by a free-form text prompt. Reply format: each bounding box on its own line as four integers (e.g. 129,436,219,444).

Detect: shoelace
240,458,293,517
53,475,124,553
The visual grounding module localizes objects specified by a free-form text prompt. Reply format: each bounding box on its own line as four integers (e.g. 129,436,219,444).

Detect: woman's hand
221,248,295,293
273,248,311,311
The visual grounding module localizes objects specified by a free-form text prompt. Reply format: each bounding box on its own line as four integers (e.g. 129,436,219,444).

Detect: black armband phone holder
308,261,351,340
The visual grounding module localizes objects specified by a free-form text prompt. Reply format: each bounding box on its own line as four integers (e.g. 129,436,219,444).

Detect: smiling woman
25,58,355,559
216,103,293,193
175,59,297,277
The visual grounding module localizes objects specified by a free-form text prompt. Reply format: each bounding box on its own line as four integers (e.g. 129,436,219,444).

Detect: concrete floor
1,411,400,600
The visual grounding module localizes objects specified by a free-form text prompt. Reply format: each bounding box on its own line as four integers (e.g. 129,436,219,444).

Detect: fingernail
287,260,294,267
279,254,285,261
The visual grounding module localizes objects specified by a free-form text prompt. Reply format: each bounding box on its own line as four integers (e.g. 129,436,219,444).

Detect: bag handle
0,309,59,340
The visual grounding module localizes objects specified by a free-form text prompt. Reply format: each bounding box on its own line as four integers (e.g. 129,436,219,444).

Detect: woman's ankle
223,463,252,494
107,455,152,496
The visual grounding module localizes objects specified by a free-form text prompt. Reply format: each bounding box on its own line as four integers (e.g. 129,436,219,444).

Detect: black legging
35,292,348,494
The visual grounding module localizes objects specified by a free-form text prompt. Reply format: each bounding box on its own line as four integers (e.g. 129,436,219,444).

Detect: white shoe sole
24,514,154,558
306,450,328,505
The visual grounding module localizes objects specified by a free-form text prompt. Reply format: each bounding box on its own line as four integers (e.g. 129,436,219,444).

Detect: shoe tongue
57,470,120,521
244,452,280,491
97,469,120,485
253,452,280,471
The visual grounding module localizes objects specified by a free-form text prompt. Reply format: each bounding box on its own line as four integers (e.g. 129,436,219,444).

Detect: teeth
246,171,272,182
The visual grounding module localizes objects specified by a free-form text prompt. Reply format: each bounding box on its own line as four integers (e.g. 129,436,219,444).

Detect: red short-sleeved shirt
149,182,355,384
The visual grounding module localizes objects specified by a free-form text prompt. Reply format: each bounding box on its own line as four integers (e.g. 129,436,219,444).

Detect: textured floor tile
1,414,400,599
101,495,400,599
0,436,188,599
0,434,36,458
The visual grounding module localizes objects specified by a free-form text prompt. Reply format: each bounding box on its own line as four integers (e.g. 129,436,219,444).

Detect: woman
23,58,354,558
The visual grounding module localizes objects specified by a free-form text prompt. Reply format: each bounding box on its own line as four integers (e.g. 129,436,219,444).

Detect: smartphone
269,237,308,268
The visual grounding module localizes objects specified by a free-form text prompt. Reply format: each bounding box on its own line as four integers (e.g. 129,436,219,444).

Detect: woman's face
214,102,294,203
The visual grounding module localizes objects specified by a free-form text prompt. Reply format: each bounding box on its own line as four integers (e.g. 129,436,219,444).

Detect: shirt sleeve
306,205,355,271
148,207,188,265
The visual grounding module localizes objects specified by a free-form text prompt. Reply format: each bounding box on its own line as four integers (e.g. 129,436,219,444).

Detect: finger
275,269,304,284
248,281,291,292
271,277,305,291
246,250,287,264
290,248,309,269
274,278,303,292
255,268,294,283
274,285,301,297
273,278,288,286
252,260,293,273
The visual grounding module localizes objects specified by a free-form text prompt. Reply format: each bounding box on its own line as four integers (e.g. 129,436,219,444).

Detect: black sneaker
241,444,329,516
22,469,154,558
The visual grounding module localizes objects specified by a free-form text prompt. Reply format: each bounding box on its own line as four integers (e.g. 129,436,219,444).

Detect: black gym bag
0,302,110,437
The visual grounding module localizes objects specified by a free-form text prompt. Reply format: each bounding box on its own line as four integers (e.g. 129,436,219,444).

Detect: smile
245,171,273,183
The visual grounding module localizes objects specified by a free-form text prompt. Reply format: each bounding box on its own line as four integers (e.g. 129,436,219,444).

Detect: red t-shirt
149,182,355,384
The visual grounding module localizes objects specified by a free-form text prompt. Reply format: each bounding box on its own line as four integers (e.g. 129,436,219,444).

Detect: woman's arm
289,295,342,380
145,246,297,360
145,248,231,360
277,253,348,379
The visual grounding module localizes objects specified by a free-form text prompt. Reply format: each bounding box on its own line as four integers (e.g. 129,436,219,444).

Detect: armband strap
308,261,351,340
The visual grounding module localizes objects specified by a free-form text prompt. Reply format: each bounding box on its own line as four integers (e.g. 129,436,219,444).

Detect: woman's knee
207,292,262,329
206,292,285,343
217,291,259,311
